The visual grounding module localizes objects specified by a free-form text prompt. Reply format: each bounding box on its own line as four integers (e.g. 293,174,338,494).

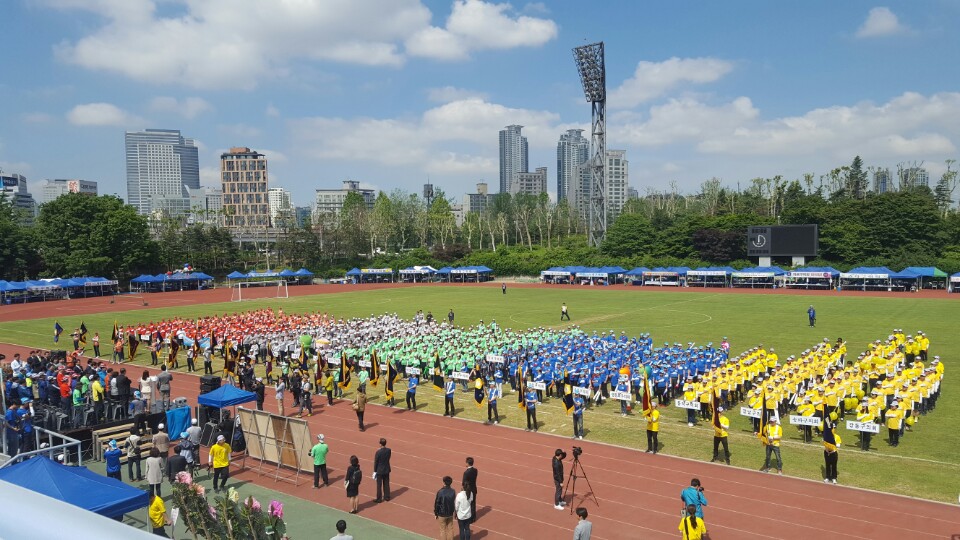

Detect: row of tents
343,265,495,283
129,271,215,292
0,277,118,303
540,265,960,291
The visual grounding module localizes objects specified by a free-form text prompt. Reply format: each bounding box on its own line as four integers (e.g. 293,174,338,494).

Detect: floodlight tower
573,42,607,248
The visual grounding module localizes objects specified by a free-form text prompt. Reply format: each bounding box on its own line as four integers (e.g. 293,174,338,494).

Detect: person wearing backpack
344,455,362,514
298,377,313,417
679,503,708,540
126,428,143,481
434,475,456,540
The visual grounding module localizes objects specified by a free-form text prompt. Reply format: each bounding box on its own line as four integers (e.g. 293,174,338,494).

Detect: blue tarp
0,456,149,519
902,266,947,278
227,271,247,279
436,267,452,275
625,267,650,276
294,268,314,277
734,266,786,277
345,268,361,276
279,269,297,277
842,266,893,277
165,406,192,441
130,274,158,284
197,385,257,408
889,269,920,280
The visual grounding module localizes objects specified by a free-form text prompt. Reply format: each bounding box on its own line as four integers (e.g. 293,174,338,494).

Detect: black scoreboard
747,225,818,257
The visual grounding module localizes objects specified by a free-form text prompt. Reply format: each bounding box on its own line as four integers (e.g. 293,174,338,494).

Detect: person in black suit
373,437,392,502
116,368,132,418
462,457,478,522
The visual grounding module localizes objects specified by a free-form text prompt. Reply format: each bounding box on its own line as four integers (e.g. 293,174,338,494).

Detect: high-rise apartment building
41,179,98,204
499,125,528,193
186,186,223,224
900,167,929,189
125,129,200,216
0,172,37,225
268,187,293,227
605,150,629,223
512,167,548,197
873,168,892,194
220,147,270,228
464,182,496,214
314,180,375,218
557,129,589,201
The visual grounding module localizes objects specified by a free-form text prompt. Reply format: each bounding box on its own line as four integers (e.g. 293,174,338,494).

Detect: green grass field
4,286,960,502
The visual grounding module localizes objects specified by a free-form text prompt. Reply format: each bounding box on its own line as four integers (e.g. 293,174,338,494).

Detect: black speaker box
200,375,221,393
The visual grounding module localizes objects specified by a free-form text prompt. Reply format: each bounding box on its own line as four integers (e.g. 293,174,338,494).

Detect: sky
2,1,960,208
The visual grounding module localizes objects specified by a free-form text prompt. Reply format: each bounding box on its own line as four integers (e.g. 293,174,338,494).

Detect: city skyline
2,2,959,209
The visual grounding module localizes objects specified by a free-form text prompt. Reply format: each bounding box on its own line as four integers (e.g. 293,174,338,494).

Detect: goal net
230,280,289,302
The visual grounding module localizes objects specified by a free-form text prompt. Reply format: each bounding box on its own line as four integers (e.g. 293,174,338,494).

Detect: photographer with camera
680,478,708,519
552,449,566,509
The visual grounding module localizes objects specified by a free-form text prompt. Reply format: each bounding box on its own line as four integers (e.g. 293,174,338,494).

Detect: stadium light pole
573,42,607,248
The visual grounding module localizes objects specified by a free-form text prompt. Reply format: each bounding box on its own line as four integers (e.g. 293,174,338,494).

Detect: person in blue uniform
525,388,538,432
406,374,418,411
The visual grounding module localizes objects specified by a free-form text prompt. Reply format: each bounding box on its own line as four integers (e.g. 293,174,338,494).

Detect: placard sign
328,357,341,365
450,371,470,380
405,367,421,375
740,407,762,419
789,415,821,427
527,381,546,391
573,386,592,397
610,391,632,401
846,420,880,433
485,354,505,364
358,360,371,368
674,399,701,410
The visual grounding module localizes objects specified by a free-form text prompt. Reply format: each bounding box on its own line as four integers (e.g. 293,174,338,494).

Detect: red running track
5,341,955,540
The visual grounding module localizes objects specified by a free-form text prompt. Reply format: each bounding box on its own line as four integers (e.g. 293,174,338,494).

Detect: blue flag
54,321,63,343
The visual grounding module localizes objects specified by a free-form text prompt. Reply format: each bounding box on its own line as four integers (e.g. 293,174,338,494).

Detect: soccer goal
230,280,289,302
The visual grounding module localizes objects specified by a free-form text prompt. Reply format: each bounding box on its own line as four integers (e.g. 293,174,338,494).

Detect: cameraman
680,478,708,519
552,449,566,509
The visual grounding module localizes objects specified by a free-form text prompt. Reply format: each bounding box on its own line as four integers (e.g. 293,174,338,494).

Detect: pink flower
175,471,193,485
268,500,283,519
247,496,262,512
208,505,217,518
192,483,206,497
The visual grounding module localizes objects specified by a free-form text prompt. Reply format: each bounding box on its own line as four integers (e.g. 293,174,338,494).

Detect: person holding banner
710,406,730,465
444,377,457,417
572,394,584,439
823,414,841,484
644,403,660,454
761,417,783,474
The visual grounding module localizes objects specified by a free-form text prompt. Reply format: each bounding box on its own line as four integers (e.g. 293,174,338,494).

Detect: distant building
220,147,270,229
627,186,639,200
41,179,98,204
267,187,293,227
605,150,629,223
450,203,465,227
314,180,375,218
186,186,223,224
499,125,528,194
900,167,929,189
873,168,892,194
557,129,589,202
125,128,200,217
464,182,496,214
0,172,37,225
512,167,548,196
295,206,312,228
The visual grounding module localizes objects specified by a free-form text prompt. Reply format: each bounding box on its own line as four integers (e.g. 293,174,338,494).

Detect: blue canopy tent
785,266,840,290
840,266,893,291
436,266,453,282
278,269,297,278
643,267,686,287
731,266,786,288
399,265,437,283
687,266,735,288
539,266,572,284
450,265,493,283
346,267,393,284
129,274,159,293
950,272,960,293
293,268,315,284
901,266,948,290
625,267,650,286
0,456,149,519
227,271,247,282
198,385,257,408
889,268,921,291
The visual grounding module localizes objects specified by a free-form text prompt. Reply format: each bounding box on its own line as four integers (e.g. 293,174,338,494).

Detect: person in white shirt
275,381,286,416
329,519,353,540
455,480,474,540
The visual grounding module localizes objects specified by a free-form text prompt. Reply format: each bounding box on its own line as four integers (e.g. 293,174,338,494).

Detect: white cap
217,435,226,442
158,423,164,430
317,434,325,441
191,418,198,425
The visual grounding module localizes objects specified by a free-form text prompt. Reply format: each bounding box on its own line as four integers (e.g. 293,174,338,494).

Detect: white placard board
789,415,821,426
846,420,881,433
740,407,762,419
674,399,701,410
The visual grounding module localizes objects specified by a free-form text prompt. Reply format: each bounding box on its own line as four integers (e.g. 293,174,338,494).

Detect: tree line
1,156,958,282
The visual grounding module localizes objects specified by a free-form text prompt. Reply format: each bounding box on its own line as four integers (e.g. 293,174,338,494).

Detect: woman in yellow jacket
679,503,708,540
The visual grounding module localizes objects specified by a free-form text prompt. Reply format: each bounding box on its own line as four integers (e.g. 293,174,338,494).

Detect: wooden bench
92,422,134,460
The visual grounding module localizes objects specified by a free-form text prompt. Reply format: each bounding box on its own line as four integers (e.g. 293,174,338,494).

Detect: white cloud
856,7,907,38
66,102,142,126
258,149,289,163
615,96,759,146
149,96,211,119
199,166,220,188
426,152,497,174
427,86,489,103
609,57,734,109
265,104,281,117
0,160,32,174
406,0,558,60
22,112,55,124
218,124,261,139
523,2,549,14
48,0,557,88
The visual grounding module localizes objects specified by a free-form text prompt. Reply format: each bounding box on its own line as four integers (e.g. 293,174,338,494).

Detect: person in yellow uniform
645,405,661,454
748,388,763,434
679,503,708,540
149,493,171,537
711,407,731,465
822,414,842,484
885,401,903,447
683,383,698,426
208,434,232,492
796,395,816,443
761,416,783,474
697,380,712,421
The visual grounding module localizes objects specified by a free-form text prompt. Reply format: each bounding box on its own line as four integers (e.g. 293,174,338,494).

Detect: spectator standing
434,475,456,540
679,478,707,519
373,438,392,502
104,439,122,481
573,507,592,540
807,305,816,327
330,519,353,540
345,455,362,514
275,380,286,416
353,387,367,431
310,434,330,488
455,480,474,540
145,447,163,497
679,504,707,540
561,303,570,321
462,457,478,522
149,493,172,537
552,449,566,509
125,428,143,481
156,365,172,410
115,368,131,417
208,434,232,492
153,424,170,469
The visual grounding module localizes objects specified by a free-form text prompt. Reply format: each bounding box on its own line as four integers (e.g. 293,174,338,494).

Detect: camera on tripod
572,446,583,459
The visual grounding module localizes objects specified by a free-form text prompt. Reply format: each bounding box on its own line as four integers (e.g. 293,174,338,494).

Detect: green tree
601,213,655,257
0,194,42,280
36,194,158,279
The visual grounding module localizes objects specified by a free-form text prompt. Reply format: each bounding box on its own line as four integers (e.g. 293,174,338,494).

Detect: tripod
562,455,599,513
